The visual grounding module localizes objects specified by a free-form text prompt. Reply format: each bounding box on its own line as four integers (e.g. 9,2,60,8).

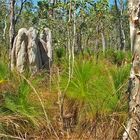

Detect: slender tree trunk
95,25,99,64
114,0,125,51
120,0,126,51
3,13,8,40
101,31,106,55
9,0,15,69
100,22,106,55
71,0,76,75
123,0,140,139
76,30,82,53
9,0,15,51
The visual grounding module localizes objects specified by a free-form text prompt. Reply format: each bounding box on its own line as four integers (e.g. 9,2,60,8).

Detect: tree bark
123,0,140,139
129,0,140,53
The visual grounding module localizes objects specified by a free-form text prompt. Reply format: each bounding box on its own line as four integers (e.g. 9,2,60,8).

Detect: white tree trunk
101,32,106,55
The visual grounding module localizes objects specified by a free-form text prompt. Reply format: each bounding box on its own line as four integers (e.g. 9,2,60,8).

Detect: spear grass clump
3,80,39,124
111,65,130,98
59,59,119,114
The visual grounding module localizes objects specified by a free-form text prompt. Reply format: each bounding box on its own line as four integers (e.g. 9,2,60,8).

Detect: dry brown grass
26,88,127,140
0,82,128,140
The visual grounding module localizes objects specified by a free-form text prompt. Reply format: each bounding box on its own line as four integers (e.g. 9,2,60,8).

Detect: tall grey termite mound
11,28,28,73
11,27,52,73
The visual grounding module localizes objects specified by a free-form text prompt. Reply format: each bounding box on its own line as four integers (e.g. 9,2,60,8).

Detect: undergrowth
56,58,129,114
0,52,130,139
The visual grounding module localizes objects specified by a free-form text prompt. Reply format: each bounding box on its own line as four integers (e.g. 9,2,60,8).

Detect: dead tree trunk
123,1,140,140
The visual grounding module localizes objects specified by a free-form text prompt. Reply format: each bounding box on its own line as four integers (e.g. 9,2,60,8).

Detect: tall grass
2,80,41,126
0,60,43,124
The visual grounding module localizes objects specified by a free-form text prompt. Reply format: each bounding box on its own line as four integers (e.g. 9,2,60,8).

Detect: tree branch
15,0,28,24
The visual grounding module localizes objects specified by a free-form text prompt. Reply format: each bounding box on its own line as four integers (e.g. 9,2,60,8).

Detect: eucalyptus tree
123,0,140,139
